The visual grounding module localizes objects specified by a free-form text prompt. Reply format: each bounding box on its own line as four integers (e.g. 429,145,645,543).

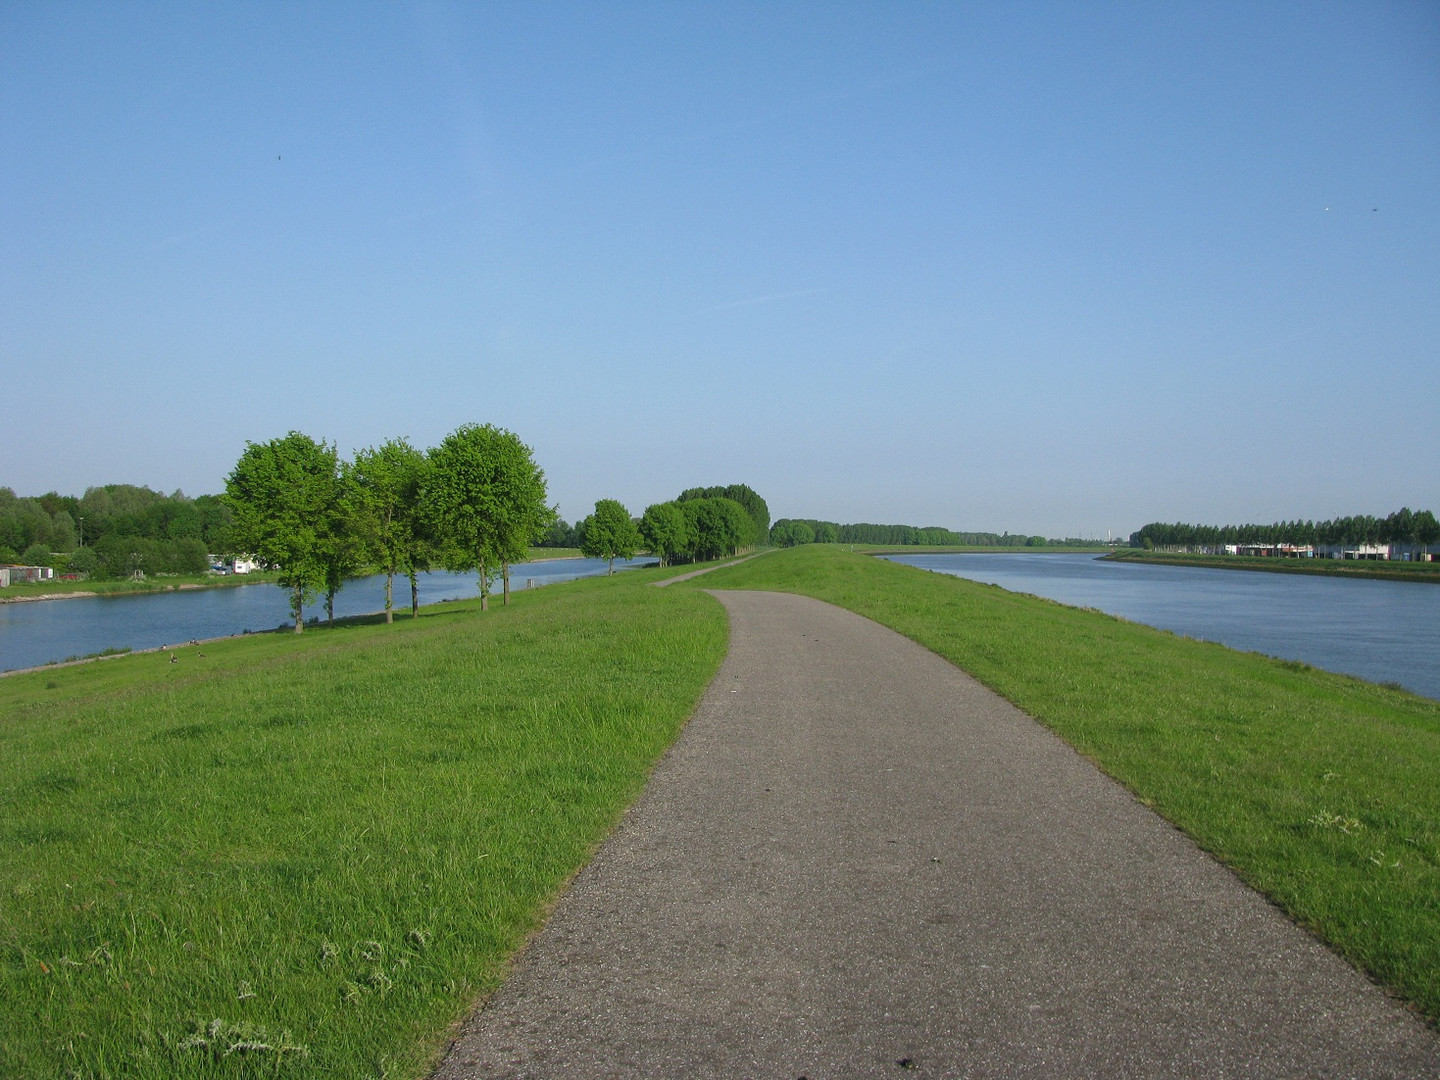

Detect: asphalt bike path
433,590,1440,1079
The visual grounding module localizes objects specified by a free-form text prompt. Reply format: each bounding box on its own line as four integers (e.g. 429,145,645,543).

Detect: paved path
434,591,1439,1079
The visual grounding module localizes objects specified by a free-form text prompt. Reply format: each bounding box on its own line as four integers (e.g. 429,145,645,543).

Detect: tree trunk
326,589,335,627
409,569,419,618
608,556,614,576
384,568,394,624
478,552,489,612
292,586,304,634
502,562,510,606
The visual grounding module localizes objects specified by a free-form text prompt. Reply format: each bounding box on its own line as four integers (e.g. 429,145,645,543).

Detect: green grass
0,568,728,1078
1106,548,1440,583
693,545,1440,1024
523,547,582,561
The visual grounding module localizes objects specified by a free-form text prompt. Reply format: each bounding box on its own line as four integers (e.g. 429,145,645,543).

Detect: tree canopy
423,424,551,609
678,484,769,544
223,432,340,632
580,499,640,574
1130,508,1440,552
638,502,691,567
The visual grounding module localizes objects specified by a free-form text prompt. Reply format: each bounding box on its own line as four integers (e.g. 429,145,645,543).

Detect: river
0,557,643,674
882,552,1439,701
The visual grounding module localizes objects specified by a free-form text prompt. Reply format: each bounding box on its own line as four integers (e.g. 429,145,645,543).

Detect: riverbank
0,572,282,603
1104,548,1440,583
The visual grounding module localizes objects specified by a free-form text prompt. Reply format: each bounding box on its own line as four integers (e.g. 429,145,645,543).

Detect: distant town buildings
1217,543,1428,561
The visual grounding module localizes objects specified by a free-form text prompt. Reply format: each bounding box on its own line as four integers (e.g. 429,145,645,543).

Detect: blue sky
3,2,1437,537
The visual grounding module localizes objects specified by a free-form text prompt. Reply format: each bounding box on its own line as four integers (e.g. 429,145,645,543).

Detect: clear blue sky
3,2,1437,538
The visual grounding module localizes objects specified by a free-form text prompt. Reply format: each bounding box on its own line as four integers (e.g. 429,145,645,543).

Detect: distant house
0,564,57,587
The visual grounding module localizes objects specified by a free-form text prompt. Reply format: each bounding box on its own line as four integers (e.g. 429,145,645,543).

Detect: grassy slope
0,569,727,1078
693,545,1440,1024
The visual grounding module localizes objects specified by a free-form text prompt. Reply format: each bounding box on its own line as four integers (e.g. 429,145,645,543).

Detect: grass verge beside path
694,545,1440,1025
0,568,728,1078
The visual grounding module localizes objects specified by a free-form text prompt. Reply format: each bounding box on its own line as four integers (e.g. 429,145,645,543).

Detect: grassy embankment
694,545,1440,1024
0,567,728,1078
1105,547,1440,583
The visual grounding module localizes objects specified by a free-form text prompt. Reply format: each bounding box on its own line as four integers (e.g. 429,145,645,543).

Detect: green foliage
224,432,341,632
347,439,430,622
0,485,235,580
677,484,769,542
20,543,51,567
423,425,551,609
679,497,753,561
638,502,691,567
696,545,1440,1024
768,518,1052,547
539,519,581,548
771,520,814,547
1132,507,1440,554
580,499,640,574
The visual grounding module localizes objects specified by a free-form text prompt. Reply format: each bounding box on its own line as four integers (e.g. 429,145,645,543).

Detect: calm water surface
884,552,1440,700
0,557,642,674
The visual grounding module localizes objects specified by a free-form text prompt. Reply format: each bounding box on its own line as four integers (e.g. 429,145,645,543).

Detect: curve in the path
433,590,1439,1079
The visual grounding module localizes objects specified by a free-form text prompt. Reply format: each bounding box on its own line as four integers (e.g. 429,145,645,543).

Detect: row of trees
0,485,232,577
576,490,764,571
768,519,1096,548
1130,508,1440,551
225,426,551,632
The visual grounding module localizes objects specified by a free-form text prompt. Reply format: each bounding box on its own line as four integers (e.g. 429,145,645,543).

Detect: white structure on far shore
0,564,56,587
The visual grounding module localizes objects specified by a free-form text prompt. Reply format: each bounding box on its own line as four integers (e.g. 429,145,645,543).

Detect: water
883,552,1440,700
0,557,644,674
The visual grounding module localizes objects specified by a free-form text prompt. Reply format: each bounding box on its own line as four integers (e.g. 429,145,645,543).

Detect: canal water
883,552,1439,700
0,557,643,674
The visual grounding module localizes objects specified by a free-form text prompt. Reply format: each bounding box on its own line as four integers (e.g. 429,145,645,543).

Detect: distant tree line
0,484,232,578
1130,508,1440,551
768,519,1097,548
576,484,770,570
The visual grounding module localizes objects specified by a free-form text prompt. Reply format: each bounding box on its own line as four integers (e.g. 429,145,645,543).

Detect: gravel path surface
433,590,1439,1079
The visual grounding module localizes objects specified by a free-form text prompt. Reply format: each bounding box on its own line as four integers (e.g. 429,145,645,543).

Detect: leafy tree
1415,510,1440,559
425,424,550,610
485,431,554,605
224,432,340,632
680,497,752,561
320,475,368,628
21,543,51,567
67,546,99,576
350,438,428,623
678,484,769,543
580,499,640,575
770,520,813,547
638,501,690,567
539,519,580,548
